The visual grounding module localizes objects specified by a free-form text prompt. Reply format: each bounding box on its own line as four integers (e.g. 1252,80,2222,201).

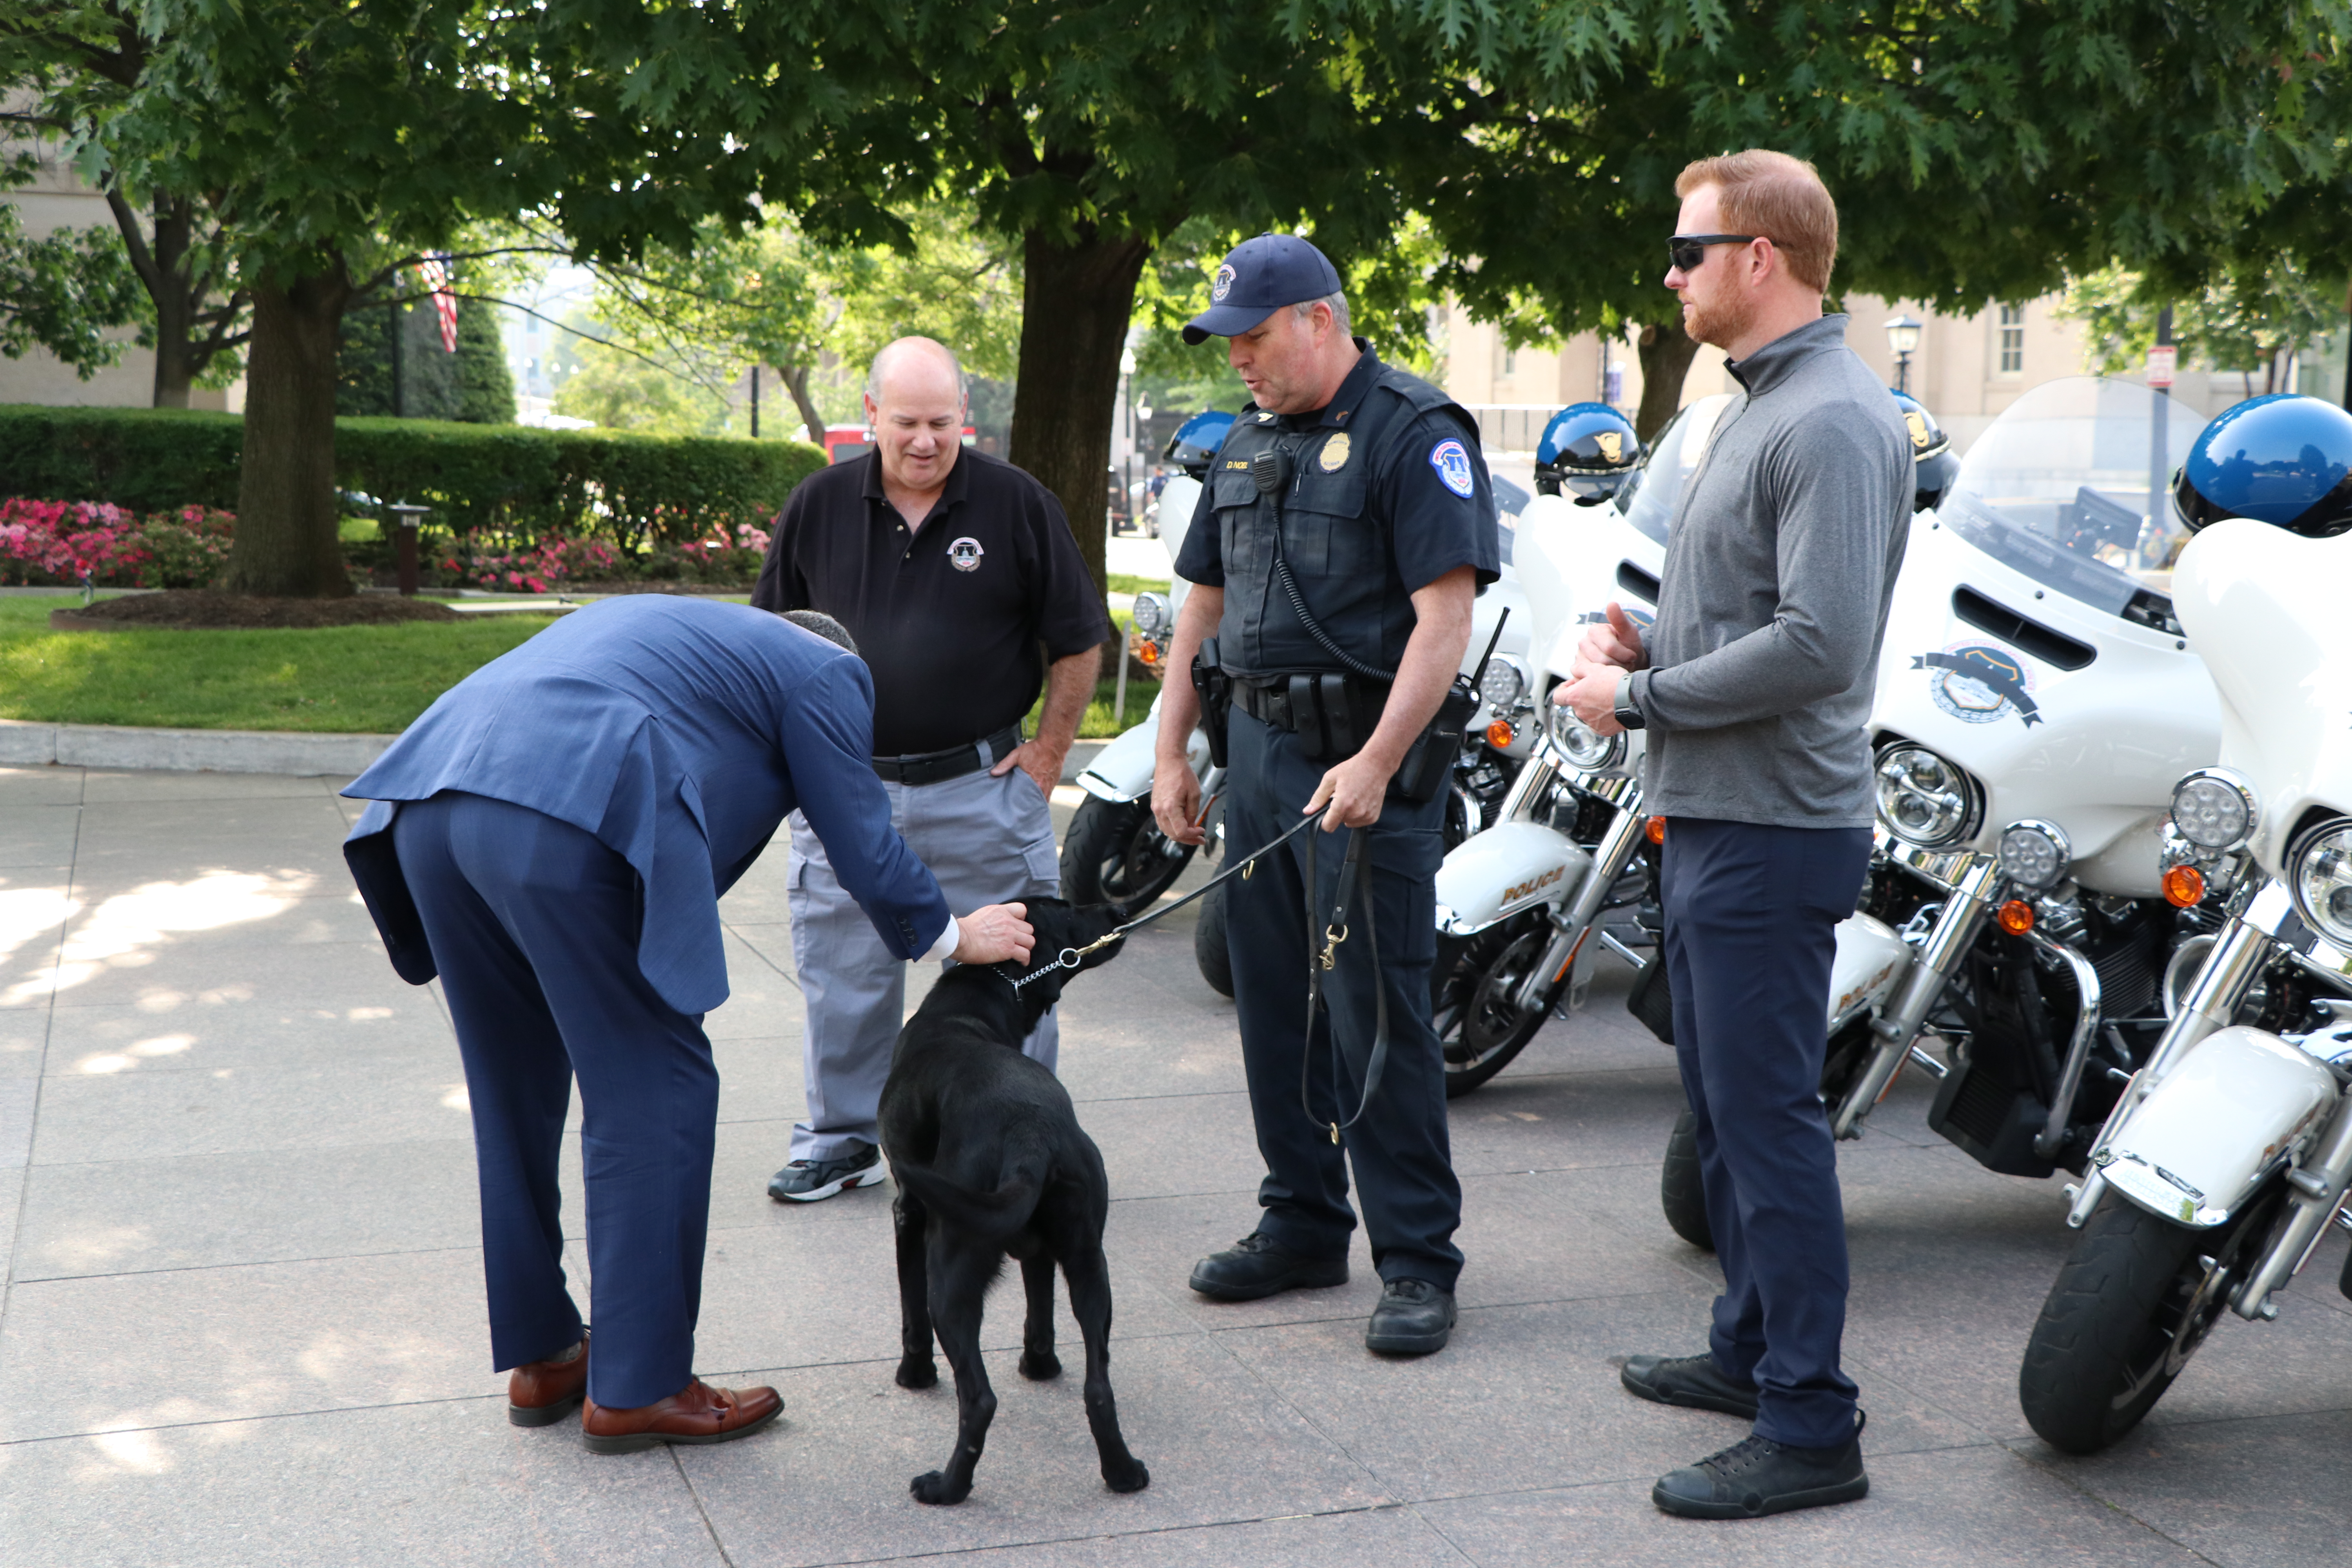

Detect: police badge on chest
948,537,985,573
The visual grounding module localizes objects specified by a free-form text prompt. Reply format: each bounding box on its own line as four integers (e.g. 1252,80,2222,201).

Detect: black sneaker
767,1143,885,1203
1651,1416,1869,1519
1620,1352,1761,1419
1365,1278,1456,1355
1187,1233,1349,1301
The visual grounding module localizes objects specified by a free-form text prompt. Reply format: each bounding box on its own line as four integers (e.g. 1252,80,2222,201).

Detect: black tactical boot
1187,1233,1349,1301
1620,1352,1761,1419
1364,1278,1455,1355
1651,1415,1869,1519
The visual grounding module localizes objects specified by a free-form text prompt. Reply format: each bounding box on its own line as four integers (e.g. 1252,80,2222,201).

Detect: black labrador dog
878,898,1149,1506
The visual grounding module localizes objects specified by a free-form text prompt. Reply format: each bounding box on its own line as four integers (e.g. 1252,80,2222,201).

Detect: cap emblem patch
1212,264,1236,302
1595,431,1623,463
1319,433,1352,473
1429,439,1476,498
948,536,985,573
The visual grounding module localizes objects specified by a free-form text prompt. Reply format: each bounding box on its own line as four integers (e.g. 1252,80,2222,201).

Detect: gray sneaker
767,1143,884,1203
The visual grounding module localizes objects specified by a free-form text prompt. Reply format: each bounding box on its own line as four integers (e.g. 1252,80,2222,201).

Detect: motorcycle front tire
1432,925,1561,1098
1660,1107,1713,1251
1062,795,1196,909
1194,878,1234,998
2018,1187,2278,1454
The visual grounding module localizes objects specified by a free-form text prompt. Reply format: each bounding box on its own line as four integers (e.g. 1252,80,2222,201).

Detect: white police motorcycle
1636,377,2230,1248
1063,415,1232,913
2016,393,2352,1455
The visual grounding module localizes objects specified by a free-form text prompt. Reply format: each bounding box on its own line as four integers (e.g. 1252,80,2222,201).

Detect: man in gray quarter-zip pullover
1555,150,1912,1521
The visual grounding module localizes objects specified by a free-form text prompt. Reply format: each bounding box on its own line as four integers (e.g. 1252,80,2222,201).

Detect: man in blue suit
343,596,1034,1453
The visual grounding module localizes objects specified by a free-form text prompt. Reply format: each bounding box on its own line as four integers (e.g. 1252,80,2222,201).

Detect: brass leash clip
1319,924,1347,970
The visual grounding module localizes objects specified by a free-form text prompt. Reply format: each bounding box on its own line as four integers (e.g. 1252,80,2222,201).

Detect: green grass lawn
1,592,1160,740
0,597,560,733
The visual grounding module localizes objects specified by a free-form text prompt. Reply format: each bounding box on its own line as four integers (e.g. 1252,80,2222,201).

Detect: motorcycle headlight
1130,591,1172,643
2169,767,2259,852
1995,818,2071,891
2289,817,2352,947
1544,692,1624,771
1874,744,1980,848
1479,654,1529,712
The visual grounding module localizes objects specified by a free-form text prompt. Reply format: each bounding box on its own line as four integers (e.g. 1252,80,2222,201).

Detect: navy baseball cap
1182,234,1344,345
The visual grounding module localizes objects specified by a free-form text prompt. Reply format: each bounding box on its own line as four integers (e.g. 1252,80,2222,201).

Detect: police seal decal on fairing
1595,431,1623,463
1916,642,2041,727
1319,433,1352,472
1429,439,1475,497
1212,264,1236,302
947,537,985,573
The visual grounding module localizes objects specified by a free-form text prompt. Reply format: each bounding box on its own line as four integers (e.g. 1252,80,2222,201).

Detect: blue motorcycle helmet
1163,410,1237,478
2175,393,2352,538
1535,401,1642,503
1892,391,1958,513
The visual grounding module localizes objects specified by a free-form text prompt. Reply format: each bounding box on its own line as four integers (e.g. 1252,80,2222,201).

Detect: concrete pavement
1,763,2347,1565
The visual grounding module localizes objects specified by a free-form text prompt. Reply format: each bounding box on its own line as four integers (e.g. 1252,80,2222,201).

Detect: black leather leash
995,808,1327,992
1301,822,1387,1143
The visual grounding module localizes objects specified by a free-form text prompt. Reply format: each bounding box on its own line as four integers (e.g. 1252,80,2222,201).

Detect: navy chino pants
394,790,719,1410
1221,712,1465,1289
1659,815,1872,1449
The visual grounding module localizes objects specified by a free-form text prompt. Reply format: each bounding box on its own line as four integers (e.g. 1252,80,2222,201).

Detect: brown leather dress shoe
507,1334,590,1428
581,1379,784,1455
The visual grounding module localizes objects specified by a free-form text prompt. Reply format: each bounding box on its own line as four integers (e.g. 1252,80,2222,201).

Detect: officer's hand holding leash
1150,581,1226,846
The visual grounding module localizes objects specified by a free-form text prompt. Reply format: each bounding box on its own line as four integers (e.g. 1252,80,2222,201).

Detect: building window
1502,347,1517,376
1998,305,2025,375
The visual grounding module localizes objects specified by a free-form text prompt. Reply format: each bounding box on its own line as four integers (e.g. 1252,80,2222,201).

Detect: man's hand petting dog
950,903,1033,965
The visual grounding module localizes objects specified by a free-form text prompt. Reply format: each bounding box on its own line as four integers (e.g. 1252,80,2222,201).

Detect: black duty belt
873,724,1023,787
1232,673,1387,733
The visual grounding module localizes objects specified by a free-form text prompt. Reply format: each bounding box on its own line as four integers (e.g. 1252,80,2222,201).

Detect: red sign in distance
2146,345,2177,389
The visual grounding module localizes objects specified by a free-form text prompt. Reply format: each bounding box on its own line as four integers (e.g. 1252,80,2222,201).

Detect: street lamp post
1884,315,1924,395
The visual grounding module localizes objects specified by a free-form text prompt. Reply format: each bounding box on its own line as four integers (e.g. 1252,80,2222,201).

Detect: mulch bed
50,591,468,631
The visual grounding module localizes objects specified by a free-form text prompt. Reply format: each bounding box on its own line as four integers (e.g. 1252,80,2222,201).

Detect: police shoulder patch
1429,438,1475,498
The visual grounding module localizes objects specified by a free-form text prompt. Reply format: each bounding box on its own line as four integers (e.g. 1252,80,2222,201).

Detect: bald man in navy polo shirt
751,336,1111,1202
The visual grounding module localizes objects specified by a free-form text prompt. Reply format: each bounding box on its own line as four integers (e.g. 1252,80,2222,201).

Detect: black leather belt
1232,674,1387,734
872,724,1023,787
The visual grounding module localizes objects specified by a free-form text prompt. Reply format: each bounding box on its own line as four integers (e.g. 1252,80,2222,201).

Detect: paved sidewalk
1,765,2347,1566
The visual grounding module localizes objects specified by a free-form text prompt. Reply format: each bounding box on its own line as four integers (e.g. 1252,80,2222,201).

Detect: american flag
415,254,458,353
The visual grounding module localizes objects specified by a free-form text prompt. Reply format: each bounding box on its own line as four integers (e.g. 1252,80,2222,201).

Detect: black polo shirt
751,447,1111,757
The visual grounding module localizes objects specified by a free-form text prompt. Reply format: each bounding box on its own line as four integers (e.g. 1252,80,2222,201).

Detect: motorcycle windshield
1941,376,2210,621
1617,393,1735,546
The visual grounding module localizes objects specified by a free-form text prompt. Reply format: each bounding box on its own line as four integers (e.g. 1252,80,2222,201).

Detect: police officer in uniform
1151,234,1498,1355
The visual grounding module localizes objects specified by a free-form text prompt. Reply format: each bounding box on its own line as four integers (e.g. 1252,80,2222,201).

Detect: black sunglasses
1667,234,1760,272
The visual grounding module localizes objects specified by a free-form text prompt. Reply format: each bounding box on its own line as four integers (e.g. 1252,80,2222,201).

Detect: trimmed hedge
0,404,826,552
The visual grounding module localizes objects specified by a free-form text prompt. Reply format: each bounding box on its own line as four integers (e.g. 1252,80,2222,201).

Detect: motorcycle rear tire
2018,1187,2277,1454
1062,796,1196,910
1194,878,1235,998
1660,1107,1713,1251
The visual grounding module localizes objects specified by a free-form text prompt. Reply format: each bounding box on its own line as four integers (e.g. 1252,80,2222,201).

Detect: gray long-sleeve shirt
1627,314,1913,829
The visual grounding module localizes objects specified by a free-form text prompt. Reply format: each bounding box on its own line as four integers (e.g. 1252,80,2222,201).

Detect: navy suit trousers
394,791,719,1410
1660,816,1872,1449
1221,713,1464,1289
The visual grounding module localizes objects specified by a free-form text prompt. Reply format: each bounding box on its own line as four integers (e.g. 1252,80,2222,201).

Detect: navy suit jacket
341,595,950,1015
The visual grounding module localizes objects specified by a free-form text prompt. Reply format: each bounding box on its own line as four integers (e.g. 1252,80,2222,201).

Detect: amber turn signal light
1134,639,1161,666
1645,816,1667,845
1485,719,1515,749
1996,899,2035,935
2163,863,2205,908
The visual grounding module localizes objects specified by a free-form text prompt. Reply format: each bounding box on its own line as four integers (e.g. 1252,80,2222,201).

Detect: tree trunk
226,267,355,597
1634,319,1704,443
779,362,827,442
147,201,197,408
1007,228,1152,600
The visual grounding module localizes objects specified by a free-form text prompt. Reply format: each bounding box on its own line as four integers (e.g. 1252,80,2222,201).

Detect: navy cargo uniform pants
1221,709,1465,1289
1660,815,1873,1449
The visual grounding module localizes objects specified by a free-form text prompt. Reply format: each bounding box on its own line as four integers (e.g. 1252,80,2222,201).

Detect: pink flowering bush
435,534,620,594
0,498,236,589
670,521,772,582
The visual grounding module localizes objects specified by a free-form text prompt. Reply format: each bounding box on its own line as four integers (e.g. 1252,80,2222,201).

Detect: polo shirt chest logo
947,536,985,573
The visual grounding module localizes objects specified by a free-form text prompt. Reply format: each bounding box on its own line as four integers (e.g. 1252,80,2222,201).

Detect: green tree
3,7,255,406
1426,1,2352,438
339,288,516,424
2062,259,2347,396
0,203,147,379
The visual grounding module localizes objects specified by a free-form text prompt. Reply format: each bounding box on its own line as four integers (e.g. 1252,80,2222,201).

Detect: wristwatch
1613,673,1647,731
